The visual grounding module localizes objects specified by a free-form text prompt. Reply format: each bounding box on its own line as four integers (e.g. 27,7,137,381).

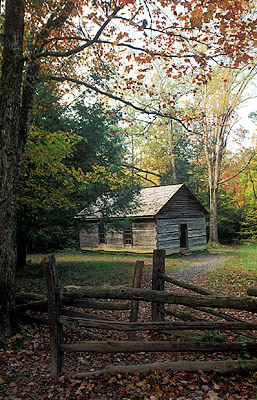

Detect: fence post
152,249,165,321
128,260,144,340
42,254,64,378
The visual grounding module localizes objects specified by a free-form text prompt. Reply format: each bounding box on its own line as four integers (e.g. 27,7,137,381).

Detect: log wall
79,223,99,248
79,220,157,251
157,217,207,253
132,220,156,249
158,185,206,219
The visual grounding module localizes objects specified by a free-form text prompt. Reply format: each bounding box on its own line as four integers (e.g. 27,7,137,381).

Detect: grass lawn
16,250,193,294
16,244,257,297
207,244,257,295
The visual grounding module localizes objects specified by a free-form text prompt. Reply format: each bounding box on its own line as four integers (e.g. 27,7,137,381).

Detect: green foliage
17,85,137,258
239,207,257,241
18,125,84,213
216,191,243,242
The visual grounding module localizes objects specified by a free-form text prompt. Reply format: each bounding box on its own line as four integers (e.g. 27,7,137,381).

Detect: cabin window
123,226,132,245
99,227,106,244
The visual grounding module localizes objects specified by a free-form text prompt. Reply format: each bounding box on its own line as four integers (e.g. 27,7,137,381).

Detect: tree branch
44,75,190,128
121,163,161,178
249,169,257,199
133,171,157,185
36,6,122,58
219,152,256,185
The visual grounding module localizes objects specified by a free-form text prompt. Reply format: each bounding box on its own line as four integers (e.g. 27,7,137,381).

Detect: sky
238,99,257,147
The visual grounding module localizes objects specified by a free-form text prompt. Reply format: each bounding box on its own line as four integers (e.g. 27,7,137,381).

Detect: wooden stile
42,254,64,377
151,249,165,321
43,251,257,378
128,260,144,340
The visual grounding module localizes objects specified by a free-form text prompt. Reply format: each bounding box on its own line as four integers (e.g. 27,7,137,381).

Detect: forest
0,0,257,337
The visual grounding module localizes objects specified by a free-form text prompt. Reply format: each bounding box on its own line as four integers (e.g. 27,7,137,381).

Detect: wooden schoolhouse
76,184,208,254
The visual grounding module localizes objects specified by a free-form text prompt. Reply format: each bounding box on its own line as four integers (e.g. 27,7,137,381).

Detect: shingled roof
130,184,184,217
76,184,200,220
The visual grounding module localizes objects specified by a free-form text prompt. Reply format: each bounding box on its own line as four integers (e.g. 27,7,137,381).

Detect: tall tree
0,0,25,336
192,63,257,244
0,0,256,335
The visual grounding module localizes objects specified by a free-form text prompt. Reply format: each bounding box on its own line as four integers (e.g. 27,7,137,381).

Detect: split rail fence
43,250,257,378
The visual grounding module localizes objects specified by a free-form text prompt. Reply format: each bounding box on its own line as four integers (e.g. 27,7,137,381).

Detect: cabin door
180,224,188,249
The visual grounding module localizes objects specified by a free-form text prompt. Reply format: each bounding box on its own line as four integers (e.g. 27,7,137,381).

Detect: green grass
17,245,257,297
16,250,190,294
207,244,257,295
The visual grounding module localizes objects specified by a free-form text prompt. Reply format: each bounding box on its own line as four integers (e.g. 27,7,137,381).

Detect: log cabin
76,184,208,254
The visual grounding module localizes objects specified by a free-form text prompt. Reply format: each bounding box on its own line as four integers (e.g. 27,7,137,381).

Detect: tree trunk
0,0,25,336
209,185,219,243
16,229,27,269
169,119,177,183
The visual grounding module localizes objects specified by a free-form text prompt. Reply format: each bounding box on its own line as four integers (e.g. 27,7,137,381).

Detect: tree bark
0,0,25,336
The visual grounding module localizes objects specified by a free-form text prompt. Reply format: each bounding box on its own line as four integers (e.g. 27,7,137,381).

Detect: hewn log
60,340,257,353
247,287,257,297
16,299,48,312
70,299,130,310
43,254,64,378
63,285,257,312
61,309,115,322
59,315,257,331
152,249,165,321
129,260,144,340
160,274,218,296
16,292,46,302
72,359,257,377
15,294,130,312
192,307,257,340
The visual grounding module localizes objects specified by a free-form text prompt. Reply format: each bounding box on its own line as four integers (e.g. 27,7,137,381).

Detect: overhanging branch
121,163,161,178
44,75,190,128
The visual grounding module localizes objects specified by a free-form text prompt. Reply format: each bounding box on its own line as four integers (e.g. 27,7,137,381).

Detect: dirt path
171,251,229,283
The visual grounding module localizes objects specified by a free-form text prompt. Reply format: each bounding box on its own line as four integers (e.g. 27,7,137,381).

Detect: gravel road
172,252,229,283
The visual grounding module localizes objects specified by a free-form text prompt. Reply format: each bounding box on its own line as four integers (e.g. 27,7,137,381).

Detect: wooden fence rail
43,250,257,378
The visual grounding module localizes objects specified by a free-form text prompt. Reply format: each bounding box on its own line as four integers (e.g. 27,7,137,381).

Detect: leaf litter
1,252,257,399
